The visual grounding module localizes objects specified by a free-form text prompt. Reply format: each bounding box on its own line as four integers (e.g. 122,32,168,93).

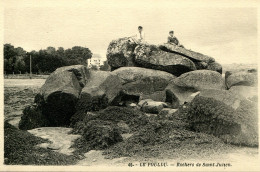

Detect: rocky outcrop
107,37,137,71
76,71,123,112
112,67,176,102
159,43,215,63
173,70,225,90
159,43,222,74
19,65,89,127
134,44,196,76
36,69,83,126
206,62,222,74
225,70,257,89
76,67,176,113
55,65,90,87
165,81,199,108
185,89,258,146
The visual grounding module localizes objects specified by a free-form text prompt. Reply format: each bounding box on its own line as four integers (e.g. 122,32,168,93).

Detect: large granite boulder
206,62,222,74
173,70,225,90
159,43,215,63
107,37,137,71
185,89,258,146
159,43,222,74
35,69,83,126
55,65,90,87
134,44,196,76
165,82,199,108
197,89,245,109
18,65,89,127
112,67,176,102
76,71,123,112
225,70,257,89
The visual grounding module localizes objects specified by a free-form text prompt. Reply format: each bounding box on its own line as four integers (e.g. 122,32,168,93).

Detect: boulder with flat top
134,44,196,76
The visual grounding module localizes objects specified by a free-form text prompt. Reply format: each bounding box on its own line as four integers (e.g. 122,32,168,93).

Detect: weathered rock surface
107,37,137,71
225,70,257,89
206,62,222,74
173,70,225,90
185,89,258,146
134,44,196,76
76,71,122,112
55,65,90,87
36,69,82,126
160,43,223,74
165,81,199,108
18,65,89,127
112,67,176,102
197,89,245,110
159,43,215,63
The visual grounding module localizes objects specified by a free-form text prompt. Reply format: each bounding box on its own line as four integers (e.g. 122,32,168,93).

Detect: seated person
129,26,145,44
168,30,184,48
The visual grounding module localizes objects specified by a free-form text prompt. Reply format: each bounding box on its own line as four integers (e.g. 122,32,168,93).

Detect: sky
3,0,258,64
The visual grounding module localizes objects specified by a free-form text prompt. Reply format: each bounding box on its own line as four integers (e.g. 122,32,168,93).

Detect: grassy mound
103,120,232,159
4,121,78,165
72,106,149,134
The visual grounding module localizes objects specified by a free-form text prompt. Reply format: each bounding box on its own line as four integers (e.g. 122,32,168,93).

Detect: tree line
4,44,93,74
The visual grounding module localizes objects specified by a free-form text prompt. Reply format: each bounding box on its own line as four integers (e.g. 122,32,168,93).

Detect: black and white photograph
1,0,259,171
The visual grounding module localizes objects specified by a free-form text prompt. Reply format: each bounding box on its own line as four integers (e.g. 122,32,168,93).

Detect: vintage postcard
0,0,259,171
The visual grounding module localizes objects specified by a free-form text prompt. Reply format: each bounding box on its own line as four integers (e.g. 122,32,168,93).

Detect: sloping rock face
75,67,176,116
112,67,176,102
173,70,225,90
107,37,137,71
165,82,199,108
134,44,196,76
159,43,222,74
206,62,222,74
37,70,82,126
225,70,257,89
20,65,88,127
184,89,258,146
76,71,123,112
159,43,215,63
55,65,90,87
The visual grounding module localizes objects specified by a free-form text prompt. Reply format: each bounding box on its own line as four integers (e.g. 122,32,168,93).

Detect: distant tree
99,60,110,71
14,56,26,73
65,46,92,66
4,44,16,73
46,46,56,54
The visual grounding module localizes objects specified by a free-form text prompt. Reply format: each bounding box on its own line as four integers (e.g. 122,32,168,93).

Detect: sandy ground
3,78,259,168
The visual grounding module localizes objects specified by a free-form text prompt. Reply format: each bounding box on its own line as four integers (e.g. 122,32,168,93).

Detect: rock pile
18,37,258,151
107,37,222,76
